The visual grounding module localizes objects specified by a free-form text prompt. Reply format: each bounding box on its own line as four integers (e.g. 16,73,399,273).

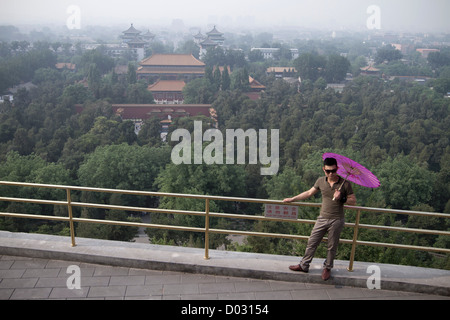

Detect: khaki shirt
313,176,353,219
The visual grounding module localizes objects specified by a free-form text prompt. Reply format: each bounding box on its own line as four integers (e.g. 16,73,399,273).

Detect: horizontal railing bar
1,200,445,235
201,212,359,230
0,196,67,206
4,199,446,236
208,211,318,224
355,240,450,254
2,211,447,252
0,212,70,222
352,206,450,218
1,180,449,261
358,223,450,236
209,227,355,244
209,228,311,241
70,202,206,217
2,181,449,218
72,217,205,233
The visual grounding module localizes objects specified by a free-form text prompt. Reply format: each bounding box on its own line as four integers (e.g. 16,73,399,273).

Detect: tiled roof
137,67,205,75
249,76,265,90
55,63,76,70
123,23,141,34
111,104,212,120
267,67,297,73
127,36,147,45
207,26,223,36
360,65,380,72
75,104,217,122
140,54,205,67
200,38,217,46
148,80,186,92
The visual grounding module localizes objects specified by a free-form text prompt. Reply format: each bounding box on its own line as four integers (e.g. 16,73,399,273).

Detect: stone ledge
0,231,449,296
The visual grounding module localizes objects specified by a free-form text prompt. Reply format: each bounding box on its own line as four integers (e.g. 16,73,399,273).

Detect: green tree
76,144,171,241
293,52,326,82
248,49,264,62
137,117,164,147
126,82,154,103
375,45,402,64
325,54,350,83
127,62,137,84
230,68,250,91
376,155,436,210
213,66,222,91
221,66,231,91
79,46,114,75
0,151,72,234
149,142,247,247
61,83,93,105
78,143,171,191
428,51,450,69
182,77,215,104
264,167,307,200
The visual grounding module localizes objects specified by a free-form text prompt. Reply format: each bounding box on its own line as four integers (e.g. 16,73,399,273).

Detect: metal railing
0,180,449,272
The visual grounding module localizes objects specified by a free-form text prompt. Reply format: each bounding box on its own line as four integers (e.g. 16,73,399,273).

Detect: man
283,157,356,280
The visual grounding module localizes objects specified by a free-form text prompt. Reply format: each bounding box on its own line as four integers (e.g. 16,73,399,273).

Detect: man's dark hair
323,157,337,167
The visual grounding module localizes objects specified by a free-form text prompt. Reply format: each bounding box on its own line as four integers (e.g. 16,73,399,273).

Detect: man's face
323,165,338,178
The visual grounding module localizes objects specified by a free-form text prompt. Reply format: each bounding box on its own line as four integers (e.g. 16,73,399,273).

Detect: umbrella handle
332,175,348,201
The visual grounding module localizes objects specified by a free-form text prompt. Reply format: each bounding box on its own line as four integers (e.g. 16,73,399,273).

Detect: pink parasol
322,152,380,195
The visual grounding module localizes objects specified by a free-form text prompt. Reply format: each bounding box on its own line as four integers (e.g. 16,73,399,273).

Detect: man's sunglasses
325,169,337,174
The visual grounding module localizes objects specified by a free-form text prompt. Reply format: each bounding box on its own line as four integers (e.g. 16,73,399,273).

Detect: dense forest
0,38,449,269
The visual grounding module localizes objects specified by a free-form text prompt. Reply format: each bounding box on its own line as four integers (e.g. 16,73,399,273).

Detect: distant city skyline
1,0,449,33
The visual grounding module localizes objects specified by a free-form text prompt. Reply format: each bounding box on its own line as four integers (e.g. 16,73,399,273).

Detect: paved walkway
1,231,449,301
1,255,448,300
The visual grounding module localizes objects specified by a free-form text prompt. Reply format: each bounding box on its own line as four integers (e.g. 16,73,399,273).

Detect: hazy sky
1,0,449,33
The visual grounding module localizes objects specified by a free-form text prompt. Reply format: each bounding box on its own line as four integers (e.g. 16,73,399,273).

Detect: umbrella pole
333,174,349,201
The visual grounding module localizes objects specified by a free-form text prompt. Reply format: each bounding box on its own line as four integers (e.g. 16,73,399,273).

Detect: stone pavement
0,254,449,300
0,231,449,300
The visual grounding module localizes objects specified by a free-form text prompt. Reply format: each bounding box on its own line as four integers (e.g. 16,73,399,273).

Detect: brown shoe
322,268,331,281
289,264,308,273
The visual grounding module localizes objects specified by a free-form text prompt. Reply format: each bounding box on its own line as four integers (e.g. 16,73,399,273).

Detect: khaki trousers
299,217,345,271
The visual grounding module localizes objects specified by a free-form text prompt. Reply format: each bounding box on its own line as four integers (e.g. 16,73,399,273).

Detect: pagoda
205,26,225,45
142,29,155,42
193,31,205,45
122,23,141,43
121,24,151,61
198,25,225,59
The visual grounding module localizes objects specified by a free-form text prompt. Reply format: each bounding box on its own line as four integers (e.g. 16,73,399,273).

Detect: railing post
66,189,76,247
347,209,361,272
204,199,210,260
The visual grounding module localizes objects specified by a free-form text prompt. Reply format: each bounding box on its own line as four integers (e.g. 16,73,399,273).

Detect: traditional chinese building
360,65,380,76
205,26,225,45
121,24,154,61
193,31,205,45
74,103,217,136
198,26,225,59
266,67,298,78
416,48,439,59
245,76,266,100
137,54,205,82
142,29,155,42
121,24,141,42
148,80,186,104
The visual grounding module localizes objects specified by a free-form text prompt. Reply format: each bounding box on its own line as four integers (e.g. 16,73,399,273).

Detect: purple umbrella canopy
322,152,380,189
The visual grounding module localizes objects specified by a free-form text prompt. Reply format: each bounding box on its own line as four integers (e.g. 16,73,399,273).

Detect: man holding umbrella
283,156,356,281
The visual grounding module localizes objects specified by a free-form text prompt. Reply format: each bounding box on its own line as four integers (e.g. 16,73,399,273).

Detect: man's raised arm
283,186,318,203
